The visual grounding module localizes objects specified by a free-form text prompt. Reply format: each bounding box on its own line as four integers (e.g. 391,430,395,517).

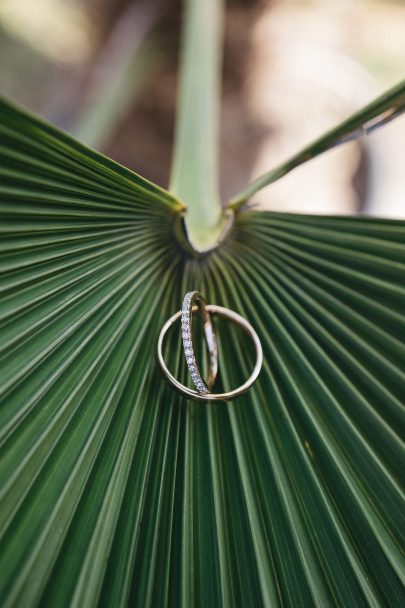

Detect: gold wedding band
157,294,262,401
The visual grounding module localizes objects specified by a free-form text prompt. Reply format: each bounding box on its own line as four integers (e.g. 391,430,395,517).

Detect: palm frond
1,97,404,607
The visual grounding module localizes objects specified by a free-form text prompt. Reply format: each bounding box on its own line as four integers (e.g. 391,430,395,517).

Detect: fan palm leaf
0,0,404,604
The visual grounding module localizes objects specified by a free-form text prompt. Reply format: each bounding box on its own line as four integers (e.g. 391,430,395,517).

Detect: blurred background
0,0,404,216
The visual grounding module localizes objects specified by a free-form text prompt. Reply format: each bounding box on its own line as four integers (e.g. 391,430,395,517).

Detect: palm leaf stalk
229,79,405,209
0,0,404,605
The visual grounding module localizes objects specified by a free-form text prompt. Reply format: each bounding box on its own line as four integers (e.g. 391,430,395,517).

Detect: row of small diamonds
181,292,208,394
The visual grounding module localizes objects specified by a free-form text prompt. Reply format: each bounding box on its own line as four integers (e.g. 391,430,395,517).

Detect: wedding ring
180,291,218,393
157,294,263,401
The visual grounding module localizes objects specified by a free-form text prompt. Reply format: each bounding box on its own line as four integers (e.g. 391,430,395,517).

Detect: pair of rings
157,291,263,401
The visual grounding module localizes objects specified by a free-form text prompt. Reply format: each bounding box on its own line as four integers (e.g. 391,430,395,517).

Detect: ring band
157,304,263,401
181,291,218,393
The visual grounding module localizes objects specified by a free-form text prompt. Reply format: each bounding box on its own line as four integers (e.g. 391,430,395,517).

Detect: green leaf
228,79,405,209
1,97,405,608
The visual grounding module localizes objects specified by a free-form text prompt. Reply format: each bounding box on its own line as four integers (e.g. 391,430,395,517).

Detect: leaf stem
170,0,227,251
228,79,405,210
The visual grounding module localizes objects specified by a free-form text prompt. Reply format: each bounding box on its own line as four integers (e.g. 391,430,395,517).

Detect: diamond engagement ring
157,291,263,401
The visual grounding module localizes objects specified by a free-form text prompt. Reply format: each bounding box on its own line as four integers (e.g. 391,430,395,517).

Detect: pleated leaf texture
0,98,405,608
